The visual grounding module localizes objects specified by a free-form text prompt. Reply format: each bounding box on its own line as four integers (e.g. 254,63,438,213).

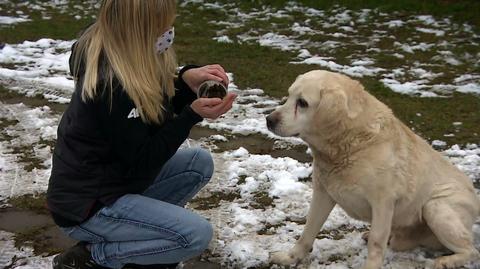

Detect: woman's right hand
190,92,237,119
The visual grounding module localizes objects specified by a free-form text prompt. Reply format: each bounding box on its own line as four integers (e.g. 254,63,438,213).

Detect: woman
47,1,236,268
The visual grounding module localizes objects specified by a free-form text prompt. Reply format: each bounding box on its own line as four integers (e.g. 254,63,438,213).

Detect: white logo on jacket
128,108,140,119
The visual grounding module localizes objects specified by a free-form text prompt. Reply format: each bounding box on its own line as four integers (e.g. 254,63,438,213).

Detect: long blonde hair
72,0,177,124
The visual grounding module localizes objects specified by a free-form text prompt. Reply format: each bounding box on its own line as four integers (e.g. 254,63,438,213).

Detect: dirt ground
0,126,311,268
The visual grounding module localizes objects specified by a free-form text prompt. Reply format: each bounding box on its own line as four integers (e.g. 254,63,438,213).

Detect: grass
0,16,90,44
225,0,480,28
175,28,314,98
257,222,284,236
8,193,49,215
0,84,68,113
189,191,241,210
0,85,60,172
0,117,18,141
316,224,369,240
250,192,275,210
365,80,480,145
0,0,479,147
7,194,59,257
0,0,92,44
14,225,62,256
175,1,480,146
10,144,48,172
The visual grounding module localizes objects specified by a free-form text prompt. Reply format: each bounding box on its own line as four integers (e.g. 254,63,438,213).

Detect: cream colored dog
266,70,480,269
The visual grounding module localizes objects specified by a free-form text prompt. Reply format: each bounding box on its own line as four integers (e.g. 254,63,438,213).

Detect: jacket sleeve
172,65,199,114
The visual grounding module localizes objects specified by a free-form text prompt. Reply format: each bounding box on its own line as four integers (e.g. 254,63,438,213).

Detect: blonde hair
73,0,177,124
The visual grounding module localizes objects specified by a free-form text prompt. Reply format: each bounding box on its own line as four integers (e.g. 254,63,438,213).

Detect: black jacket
46,46,202,227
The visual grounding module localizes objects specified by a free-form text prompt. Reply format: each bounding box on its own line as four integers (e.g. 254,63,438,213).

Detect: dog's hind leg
390,224,443,251
389,227,422,252
423,201,480,269
270,181,336,265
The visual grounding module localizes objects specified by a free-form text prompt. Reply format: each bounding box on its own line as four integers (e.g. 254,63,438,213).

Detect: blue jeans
61,148,214,269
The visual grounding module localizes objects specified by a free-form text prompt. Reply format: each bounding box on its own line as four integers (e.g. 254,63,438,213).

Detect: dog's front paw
360,259,382,269
270,251,300,265
360,265,379,269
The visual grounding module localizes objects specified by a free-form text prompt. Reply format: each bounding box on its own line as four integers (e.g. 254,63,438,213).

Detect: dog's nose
266,114,279,130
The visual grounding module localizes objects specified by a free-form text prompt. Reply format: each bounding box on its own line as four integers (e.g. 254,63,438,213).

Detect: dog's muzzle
266,114,279,131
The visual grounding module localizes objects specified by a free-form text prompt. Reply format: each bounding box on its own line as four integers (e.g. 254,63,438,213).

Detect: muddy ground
0,124,310,269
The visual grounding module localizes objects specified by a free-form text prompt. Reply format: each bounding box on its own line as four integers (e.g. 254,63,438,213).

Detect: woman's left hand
182,64,230,93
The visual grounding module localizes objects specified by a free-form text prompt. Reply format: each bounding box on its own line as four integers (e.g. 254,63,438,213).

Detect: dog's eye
296,98,308,108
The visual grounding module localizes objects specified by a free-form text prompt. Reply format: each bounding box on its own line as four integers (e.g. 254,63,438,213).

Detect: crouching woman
47,1,236,268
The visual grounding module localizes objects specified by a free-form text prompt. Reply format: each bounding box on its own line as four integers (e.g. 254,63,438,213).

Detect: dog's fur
267,70,480,269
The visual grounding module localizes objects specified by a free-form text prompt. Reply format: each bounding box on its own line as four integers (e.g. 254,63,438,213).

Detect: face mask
155,27,174,54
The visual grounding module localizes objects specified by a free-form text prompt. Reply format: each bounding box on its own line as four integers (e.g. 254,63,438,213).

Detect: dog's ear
318,86,363,119
344,79,364,119
317,89,347,114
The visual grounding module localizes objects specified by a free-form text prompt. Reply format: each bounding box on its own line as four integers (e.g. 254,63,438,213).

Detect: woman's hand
182,65,229,93
191,93,236,119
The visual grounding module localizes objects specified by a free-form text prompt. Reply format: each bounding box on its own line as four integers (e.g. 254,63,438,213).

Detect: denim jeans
60,148,214,269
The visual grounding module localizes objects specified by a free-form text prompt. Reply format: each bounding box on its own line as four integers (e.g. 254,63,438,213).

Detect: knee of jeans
192,148,214,180
186,218,213,253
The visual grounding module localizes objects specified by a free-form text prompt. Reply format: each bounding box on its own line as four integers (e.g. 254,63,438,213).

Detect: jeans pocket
60,225,104,243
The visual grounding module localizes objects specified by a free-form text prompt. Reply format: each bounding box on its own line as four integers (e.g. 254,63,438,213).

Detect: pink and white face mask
155,27,174,54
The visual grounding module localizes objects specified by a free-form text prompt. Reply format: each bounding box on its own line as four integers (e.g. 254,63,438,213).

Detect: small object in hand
197,80,227,99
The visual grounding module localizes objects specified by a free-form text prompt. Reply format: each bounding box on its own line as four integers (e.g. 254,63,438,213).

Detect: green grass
365,80,480,145
8,193,49,215
189,191,241,210
175,1,480,146
225,0,480,28
14,225,62,256
0,1,92,44
0,0,479,146
0,86,61,172
0,16,91,44
10,145,49,172
175,5,315,97
0,84,68,113
251,192,275,209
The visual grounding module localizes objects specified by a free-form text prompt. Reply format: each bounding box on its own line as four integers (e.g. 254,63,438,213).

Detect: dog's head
266,70,365,140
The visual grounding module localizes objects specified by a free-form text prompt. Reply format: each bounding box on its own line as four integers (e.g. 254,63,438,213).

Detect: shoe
123,263,179,269
53,242,109,269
